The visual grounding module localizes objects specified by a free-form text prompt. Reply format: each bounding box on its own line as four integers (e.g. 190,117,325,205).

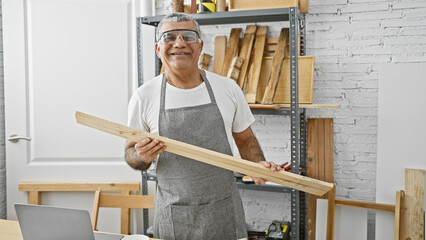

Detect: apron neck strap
160,70,217,111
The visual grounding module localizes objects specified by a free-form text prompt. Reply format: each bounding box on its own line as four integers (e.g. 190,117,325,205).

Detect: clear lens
159,30,199,44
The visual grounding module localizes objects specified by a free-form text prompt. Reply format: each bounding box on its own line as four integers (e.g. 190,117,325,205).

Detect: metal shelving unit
136,7,307,239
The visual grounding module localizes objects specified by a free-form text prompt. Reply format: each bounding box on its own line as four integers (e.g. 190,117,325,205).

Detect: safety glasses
158,29,200,45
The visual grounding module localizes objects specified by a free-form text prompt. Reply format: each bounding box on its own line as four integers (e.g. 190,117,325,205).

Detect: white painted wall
376,63,426,240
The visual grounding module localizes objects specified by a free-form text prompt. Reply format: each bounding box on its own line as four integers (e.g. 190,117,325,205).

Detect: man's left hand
251,161,283,185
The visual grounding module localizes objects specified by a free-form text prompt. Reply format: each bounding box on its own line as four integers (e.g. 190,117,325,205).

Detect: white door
3,0,155,233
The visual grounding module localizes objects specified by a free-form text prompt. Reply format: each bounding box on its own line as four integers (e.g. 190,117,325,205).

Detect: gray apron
153,70,247,240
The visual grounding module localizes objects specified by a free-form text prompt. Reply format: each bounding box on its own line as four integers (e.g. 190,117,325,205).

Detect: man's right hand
125,138,167,170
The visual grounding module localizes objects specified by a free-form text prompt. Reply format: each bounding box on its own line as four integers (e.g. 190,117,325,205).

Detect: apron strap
199,69,217,105
160,70,217,111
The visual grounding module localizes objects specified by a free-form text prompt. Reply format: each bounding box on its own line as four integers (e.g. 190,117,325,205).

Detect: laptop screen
15,203,123,240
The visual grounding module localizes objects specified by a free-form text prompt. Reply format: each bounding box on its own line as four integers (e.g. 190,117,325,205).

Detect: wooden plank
307,119,319,240
229,0,297,11
216,0,226,11
221,28,242,76
99,194,155,209
335,199,395,212
318,119,325,186
401,168,425,240
249,103,341,109
256,56,314,104
28,191,40,205
199,53,211,70
307,118,334,199
191,0,196,13
0,219,23,240
324,119,334,187
76,111,334,196
308,194,318,240
264,37,278,53
249,104,280,110
307,118,318,240
245,26,267,103
19,182,140,192
120,191,130,235
264,36,300,57
307,118,334,240
237,25,257,89
184,4,192,13
261,28,289,104
212,36,226,74
326,186,336,240
91,190,101,231
227,57,244,82
299,0,309,13
394,190,404,240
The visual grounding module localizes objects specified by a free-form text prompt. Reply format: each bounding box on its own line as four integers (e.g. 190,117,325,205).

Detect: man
125,12,282,240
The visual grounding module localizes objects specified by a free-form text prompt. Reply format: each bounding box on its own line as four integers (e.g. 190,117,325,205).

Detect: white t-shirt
127,71,255,155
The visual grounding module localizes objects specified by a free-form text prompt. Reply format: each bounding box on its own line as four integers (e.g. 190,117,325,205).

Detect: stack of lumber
213,26,314,106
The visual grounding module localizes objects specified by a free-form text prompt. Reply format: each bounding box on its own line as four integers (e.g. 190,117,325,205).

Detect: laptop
15,203,124,240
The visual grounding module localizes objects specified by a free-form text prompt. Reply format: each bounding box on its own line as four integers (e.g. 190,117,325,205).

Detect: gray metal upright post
289,7,300,240
137,18,144,86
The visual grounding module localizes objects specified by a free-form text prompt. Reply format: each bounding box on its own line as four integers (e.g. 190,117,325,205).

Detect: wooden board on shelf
249,104,340,109
307,118,334,199
299,0,309,13
237,25,257,89
256,56,314,104
227,57,244,82
199,53,211,70
261,28,289,104
229,0,298,11
213,36,227,74
264,36,300,57
221,28,242,76
245,26,267,103
307,118,334,240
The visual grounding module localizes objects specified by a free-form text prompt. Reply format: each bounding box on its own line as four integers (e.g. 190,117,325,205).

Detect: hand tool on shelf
265,220,290,240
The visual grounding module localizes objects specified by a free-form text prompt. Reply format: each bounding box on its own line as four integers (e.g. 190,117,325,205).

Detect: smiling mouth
171,52,190,55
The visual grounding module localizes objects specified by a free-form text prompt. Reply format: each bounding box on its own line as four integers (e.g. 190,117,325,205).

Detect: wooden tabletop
0,219,23,240
0,219,160,240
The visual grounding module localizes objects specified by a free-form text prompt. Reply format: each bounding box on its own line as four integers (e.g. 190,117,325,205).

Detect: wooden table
0,219,160,240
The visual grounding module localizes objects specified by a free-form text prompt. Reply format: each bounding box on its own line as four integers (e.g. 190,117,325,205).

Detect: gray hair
156,13,202,41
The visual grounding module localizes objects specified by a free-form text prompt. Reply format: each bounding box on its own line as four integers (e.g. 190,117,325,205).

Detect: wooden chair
91,190,154,235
